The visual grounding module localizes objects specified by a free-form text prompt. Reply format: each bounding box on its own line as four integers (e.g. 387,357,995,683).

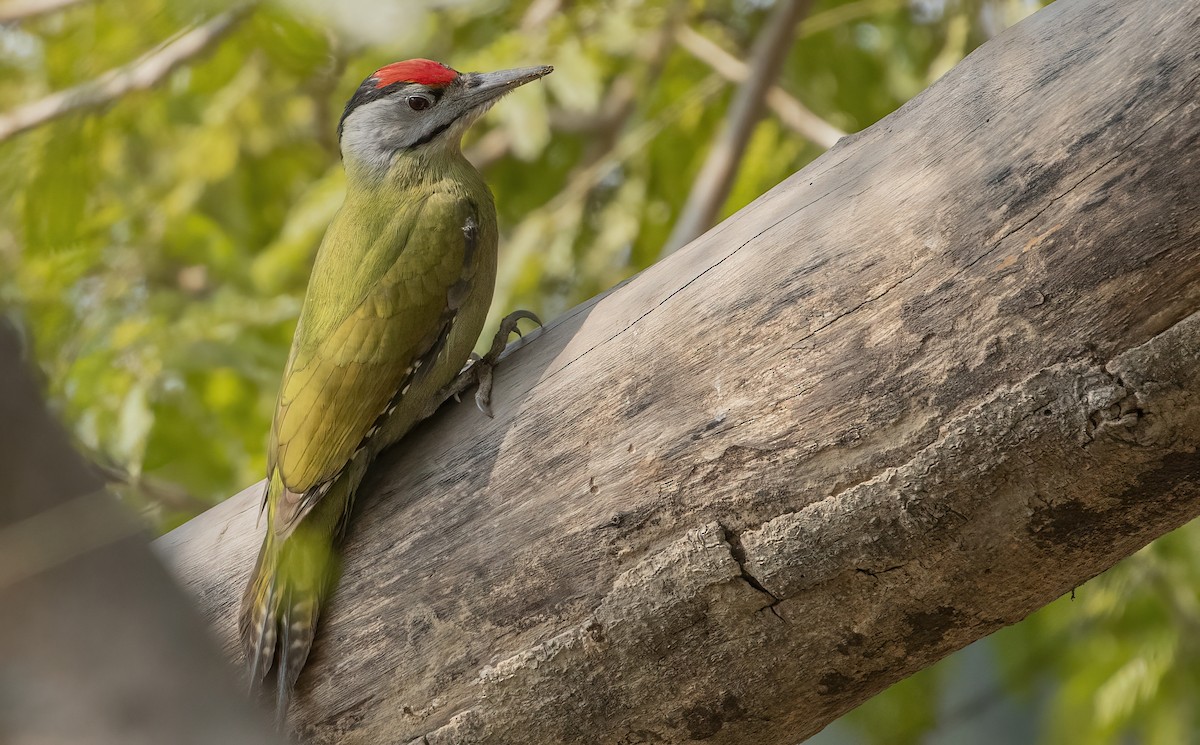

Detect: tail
238,472,344,727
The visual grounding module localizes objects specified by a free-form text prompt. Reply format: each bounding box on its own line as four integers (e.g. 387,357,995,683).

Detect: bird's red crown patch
373,59,459,89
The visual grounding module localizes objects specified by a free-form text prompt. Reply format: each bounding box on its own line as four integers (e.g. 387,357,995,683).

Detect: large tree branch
0,6,252,142
159,0,1200,742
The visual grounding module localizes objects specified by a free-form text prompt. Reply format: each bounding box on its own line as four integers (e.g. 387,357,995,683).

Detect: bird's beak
462,65,554,107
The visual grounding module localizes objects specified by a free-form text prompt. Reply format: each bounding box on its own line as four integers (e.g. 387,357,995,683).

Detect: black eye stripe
337,76,451,142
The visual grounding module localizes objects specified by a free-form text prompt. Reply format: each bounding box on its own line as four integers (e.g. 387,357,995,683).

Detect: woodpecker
238,58,552,724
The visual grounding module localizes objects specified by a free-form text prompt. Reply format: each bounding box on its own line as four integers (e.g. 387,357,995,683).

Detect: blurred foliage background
3,0,1193,742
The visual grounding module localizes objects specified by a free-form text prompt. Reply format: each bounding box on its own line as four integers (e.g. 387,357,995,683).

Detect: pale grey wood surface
158,0,1200,742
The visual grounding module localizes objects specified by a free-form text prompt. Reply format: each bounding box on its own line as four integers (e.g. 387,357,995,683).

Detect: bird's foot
447,310,542,418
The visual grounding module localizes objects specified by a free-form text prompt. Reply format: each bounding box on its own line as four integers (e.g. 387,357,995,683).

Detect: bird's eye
407,95,432,111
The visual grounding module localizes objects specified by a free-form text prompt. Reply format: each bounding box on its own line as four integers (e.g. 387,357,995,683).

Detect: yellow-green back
268,153,496,520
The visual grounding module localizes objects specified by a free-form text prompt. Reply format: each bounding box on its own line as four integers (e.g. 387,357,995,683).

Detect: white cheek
340,97,430,163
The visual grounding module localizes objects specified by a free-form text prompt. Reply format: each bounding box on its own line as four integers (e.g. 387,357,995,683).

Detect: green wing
267,189,476,528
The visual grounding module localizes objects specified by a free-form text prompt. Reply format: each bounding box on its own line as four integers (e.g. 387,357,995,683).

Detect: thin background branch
675,25,844,149
91,461,211,516
0,0,88,23
662,0,813,256
0,5,254,142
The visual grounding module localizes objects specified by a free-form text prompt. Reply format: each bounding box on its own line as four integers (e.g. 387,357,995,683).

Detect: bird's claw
473,310,541,417
445,310,541,418
480,309,542,366
474,359,496,418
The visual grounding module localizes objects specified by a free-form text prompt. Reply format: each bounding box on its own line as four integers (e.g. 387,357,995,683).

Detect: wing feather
269,190,476,528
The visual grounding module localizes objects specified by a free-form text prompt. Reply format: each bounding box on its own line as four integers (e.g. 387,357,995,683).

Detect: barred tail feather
275,588,322,727
238,470,349,726
240,474,284,688
239,549,327,725
239,534,280,689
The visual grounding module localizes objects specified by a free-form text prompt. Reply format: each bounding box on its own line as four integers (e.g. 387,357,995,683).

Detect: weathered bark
158,0,1200,742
